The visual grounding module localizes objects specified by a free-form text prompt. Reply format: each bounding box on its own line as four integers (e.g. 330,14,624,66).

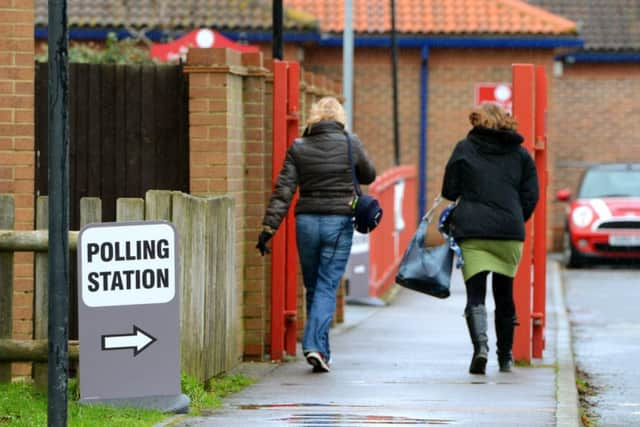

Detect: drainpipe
390,0,400,165
418,45,429,221
343,0,354,130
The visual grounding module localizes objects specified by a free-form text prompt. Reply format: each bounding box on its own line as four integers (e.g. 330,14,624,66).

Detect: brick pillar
241,52,271,360
0,0,35,377
184,48,270,360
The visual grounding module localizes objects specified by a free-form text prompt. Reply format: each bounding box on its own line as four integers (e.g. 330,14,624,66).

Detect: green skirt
460,239,523,282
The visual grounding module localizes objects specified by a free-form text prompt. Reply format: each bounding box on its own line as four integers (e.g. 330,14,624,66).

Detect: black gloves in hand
256,231,273,256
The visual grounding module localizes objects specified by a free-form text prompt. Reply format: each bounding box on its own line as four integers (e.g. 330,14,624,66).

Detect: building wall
548,62,640,248
303,47,421,173
0,0,35,377
304,47,555,245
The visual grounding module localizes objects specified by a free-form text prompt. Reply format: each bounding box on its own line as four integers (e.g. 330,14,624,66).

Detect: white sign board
79,222,176,307
77,221,186,411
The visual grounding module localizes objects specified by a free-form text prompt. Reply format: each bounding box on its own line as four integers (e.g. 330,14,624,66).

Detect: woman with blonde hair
441,103,539,374
257,96,376,372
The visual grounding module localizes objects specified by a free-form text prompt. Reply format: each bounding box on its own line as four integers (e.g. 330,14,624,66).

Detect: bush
37,32,155,64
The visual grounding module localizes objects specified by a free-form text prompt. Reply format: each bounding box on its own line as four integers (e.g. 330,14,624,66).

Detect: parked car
556,163,640,267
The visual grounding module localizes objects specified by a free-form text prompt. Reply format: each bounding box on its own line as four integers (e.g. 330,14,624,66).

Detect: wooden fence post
80,198,102,228
0,195,14,382
33,196,48,388
116,198,145,221
172,192,206,381
145,190,173,221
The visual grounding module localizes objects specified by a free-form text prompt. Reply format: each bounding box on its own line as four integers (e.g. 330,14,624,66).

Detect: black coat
441,126,539,241
262,121,376,231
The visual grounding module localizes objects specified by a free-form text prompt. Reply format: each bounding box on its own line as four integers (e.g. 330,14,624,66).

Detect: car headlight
571,206,594,228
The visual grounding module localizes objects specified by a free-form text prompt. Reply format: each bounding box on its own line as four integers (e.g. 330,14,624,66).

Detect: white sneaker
305,351,330,373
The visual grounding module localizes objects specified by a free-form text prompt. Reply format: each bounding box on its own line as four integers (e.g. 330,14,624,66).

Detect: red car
557,163,640,267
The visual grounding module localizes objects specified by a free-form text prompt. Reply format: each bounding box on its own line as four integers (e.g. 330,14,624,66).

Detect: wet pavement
564,266,640,427
166,262,576,427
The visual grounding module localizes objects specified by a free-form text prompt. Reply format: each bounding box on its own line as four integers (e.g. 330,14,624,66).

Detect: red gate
512,64,548,362
269,60,300,361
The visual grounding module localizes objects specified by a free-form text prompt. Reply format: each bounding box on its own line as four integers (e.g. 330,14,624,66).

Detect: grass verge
575,368,599,427
0,373,255,426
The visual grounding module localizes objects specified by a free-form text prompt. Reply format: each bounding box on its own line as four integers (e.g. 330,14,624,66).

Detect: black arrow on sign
101,325,157,357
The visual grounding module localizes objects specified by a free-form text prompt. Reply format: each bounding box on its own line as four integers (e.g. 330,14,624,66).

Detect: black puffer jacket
262,121,376,231
441,126,539,241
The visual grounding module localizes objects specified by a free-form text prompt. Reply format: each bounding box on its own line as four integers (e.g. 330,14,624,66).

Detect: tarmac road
563,264,640,427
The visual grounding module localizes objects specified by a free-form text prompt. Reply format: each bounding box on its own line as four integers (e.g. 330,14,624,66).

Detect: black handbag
345,132,382,234
395,196,453,298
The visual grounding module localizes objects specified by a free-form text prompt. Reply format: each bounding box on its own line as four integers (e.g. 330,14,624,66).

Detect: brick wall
547,62,640,248
0,0,35,377
303,47,421,173
185,49,341,361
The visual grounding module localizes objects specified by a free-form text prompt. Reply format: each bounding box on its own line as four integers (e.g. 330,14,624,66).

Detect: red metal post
532,65,548,358
511,64,535,362
284,62,300,356
270,60,288,361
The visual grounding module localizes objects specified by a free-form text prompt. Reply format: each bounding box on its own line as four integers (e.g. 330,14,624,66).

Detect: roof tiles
34,0,577,37
285,0,576,35
35,0,318,31
527,0,640,50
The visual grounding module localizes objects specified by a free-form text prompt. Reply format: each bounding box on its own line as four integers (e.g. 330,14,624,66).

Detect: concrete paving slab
167,261,578,427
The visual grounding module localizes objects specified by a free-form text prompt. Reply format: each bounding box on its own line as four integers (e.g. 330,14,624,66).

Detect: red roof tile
284,0,576,35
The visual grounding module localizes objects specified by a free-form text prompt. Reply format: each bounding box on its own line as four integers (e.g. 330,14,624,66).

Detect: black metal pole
272,0,283,60
390,0,400,165
47,1,69,426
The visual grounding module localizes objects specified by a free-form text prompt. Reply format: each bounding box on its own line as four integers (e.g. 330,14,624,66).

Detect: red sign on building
150,29,259,62
475,83,512,114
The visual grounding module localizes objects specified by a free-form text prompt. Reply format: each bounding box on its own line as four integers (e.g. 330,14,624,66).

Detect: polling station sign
77,221,187,411
80,223,176,307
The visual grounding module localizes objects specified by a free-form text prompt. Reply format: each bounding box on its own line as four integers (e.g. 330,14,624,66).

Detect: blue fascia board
560,51,640,63
231,31,583,49
36,26,583,50
319,35,583,49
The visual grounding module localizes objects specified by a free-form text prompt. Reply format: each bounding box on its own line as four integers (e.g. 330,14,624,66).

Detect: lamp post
47,0,70,425
273,0,283,59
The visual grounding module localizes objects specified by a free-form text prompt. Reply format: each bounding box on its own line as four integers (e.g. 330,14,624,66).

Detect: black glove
256,231,273,256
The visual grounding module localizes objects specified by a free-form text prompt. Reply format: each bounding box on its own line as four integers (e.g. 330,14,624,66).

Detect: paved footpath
165,261,579,427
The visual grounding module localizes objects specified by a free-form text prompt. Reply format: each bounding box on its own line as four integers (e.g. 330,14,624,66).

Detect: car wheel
563,229,584,268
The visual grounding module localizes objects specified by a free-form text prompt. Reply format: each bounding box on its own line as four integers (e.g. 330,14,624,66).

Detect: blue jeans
296,214,354,361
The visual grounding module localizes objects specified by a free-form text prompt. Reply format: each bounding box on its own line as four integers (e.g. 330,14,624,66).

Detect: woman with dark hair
257,96,376,373
441,103,539,374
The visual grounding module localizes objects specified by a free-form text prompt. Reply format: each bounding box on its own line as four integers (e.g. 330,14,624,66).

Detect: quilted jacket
262,120,376,232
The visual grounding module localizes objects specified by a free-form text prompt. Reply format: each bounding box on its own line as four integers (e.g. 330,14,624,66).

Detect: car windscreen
579,169,640,198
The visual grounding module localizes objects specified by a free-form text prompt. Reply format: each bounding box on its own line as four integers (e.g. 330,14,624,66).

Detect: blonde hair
306,96,346,129
469,103,517,131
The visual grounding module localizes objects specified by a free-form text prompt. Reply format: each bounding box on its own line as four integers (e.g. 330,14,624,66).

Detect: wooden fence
0,190,239,385
35,62,190,229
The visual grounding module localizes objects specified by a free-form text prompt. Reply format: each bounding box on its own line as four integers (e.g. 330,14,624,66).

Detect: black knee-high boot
465,305,489,375
495,314,517,372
